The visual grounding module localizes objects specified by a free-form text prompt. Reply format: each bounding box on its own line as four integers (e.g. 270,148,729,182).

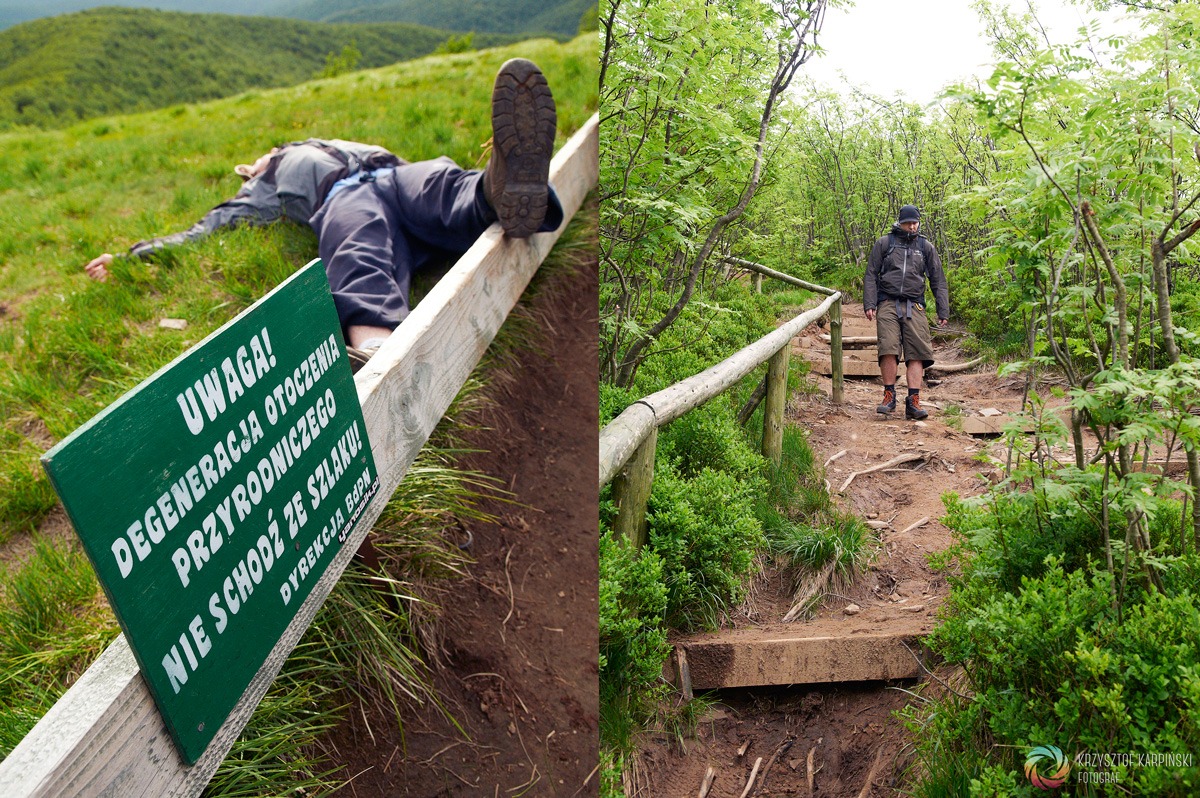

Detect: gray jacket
129,139,404,258
863,225,949,320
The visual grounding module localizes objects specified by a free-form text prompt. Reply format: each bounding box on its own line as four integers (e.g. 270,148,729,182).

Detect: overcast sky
802,0,1139,105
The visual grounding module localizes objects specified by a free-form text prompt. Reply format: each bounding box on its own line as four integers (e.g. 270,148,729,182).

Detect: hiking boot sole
487,59,557,238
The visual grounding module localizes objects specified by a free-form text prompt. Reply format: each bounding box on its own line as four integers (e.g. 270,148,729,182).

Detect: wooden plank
805,356,880,377
638,293,840,426
821,334,876,346
680,631,923,689
962,416,1013,435
0,114,599,798
721,257,838,297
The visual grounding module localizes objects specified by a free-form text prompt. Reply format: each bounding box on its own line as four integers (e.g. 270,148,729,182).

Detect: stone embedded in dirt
159,318,188,330
867,512,878,519
914,421,928,428
843,603,862,616
979,407,1003,417
865,520,889,530
901,605,926,613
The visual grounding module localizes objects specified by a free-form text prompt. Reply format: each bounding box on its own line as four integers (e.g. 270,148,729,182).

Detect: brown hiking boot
876,387,896,414
483,58,557,238
905,393,929,420
347,345,378,374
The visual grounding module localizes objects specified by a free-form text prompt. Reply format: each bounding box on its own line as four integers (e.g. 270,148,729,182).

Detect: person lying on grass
85,58,561,370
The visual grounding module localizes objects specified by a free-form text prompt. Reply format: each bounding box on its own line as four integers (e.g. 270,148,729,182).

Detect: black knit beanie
897,205,920,223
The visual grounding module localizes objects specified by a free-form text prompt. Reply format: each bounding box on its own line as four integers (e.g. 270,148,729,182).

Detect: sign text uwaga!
42,262,380,764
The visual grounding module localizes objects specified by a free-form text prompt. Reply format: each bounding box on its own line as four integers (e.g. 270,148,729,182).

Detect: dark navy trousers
309,157,564,332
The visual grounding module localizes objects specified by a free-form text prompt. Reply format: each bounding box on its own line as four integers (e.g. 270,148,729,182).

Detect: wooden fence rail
0,113,599,798
599,283,842,547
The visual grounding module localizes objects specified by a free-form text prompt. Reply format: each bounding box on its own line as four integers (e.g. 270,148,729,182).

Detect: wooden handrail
0,114,599,798
600,265,842,545
722,257,839,296
599,290,839,487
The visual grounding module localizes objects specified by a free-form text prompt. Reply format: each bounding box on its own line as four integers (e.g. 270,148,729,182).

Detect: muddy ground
635,302,1032,797
329,254,599,796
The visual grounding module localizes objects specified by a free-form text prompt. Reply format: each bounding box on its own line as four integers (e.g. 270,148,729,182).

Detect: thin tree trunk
614,3,827,387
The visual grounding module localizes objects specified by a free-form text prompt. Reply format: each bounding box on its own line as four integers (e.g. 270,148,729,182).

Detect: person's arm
864,238,883,320
85,179,283,280
925,241,949,324
129,179,283,258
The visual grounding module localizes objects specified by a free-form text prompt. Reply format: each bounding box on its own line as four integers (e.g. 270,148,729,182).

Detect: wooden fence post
611,426,657,549
830,295,844,405
762,344,789,465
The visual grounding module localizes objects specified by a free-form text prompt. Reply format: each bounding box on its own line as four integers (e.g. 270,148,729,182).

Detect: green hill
0,6,521,129
276,0,594,37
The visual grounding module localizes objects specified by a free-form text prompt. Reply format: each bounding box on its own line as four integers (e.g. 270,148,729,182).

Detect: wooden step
803,355,880,377
670,628,927,690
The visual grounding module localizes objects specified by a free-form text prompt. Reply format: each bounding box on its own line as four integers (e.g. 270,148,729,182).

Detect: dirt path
635,302,1021,796
329,251,599,795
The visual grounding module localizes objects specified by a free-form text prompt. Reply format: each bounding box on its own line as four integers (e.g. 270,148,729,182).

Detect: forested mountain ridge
271,0,595,37
0,6,523,129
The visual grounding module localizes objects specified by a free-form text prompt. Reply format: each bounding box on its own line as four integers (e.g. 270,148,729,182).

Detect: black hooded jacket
863,223,949,320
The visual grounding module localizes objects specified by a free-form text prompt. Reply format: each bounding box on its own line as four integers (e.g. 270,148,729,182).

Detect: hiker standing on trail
862,204,949,421
84,58,561,369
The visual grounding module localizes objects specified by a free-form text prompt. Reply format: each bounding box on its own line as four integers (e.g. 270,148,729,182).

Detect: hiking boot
347,345,379,374
484,58,557,238
876,387,896,415
905,393,929,421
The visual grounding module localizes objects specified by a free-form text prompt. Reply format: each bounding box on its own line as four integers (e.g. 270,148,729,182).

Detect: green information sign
42,261,379,764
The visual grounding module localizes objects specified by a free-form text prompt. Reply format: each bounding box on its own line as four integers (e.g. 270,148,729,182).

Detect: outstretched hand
84,253,114,282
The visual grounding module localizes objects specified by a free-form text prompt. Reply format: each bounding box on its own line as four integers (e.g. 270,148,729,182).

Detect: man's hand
865,308,876,321
938,318,949,327
84,253,114,282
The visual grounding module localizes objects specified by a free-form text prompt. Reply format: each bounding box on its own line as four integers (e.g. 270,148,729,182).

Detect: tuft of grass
0,535,117,754
758,425,876,577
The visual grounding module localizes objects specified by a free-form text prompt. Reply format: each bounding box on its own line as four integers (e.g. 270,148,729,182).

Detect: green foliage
317,40,362,78
910,562,1200,797
908,377,1200,793
598,0,821,384
434,32,474,55
647,466,765,629
598,528,669,751
578,4,598,33
0,7,521,130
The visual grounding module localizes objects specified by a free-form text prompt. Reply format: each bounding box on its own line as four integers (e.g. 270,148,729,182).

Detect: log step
804,356,880,377
672,630,926,690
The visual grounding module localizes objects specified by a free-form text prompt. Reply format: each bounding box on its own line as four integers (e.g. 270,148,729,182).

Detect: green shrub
646,466,765,628
912,562,1200,796
658,403,764,482
598,528,669,750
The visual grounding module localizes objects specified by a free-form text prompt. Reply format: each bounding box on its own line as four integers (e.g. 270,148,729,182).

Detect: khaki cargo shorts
875,299,935,368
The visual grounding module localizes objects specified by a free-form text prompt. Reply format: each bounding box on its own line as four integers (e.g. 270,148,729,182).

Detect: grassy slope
0,33,595,766
0,6,522,129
